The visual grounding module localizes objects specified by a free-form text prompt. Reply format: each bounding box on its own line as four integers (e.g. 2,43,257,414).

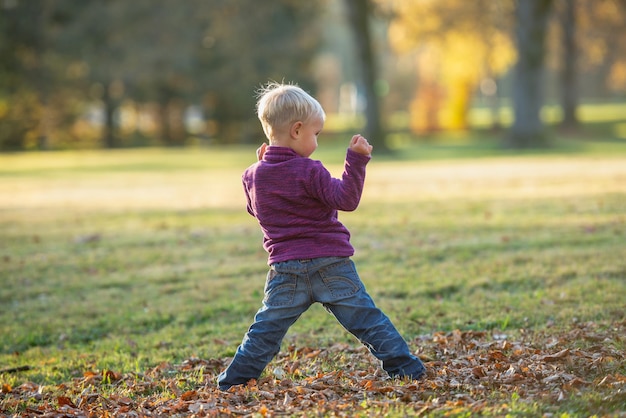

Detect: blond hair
256,81,325,141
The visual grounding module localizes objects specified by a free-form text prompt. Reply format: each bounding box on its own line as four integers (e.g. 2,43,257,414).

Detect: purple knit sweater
242,146,370,265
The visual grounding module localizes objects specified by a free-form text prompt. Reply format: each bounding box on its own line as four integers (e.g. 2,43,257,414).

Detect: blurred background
0,0,624,152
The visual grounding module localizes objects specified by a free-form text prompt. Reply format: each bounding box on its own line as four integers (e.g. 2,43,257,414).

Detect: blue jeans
217,257,425,390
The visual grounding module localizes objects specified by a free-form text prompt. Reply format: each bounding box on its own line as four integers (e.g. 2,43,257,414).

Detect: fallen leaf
57,396,76,408
541,349,570,362
181,390,198,401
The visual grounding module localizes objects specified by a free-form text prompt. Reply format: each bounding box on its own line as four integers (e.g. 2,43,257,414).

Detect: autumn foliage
2,321,624,416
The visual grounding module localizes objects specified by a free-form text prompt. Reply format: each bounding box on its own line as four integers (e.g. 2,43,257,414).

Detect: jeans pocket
319,259,362,299
263,269,297,307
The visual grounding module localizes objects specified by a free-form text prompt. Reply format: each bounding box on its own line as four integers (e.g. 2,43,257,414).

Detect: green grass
1,132,625,416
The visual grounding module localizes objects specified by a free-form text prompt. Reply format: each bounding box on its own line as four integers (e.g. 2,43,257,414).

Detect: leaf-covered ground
2,321,624,417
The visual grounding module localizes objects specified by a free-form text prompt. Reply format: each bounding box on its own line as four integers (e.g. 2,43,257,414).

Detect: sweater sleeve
242,170,255,217
308,148,370,212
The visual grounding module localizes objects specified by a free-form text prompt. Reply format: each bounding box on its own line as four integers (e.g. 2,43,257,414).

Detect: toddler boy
217,82,425,390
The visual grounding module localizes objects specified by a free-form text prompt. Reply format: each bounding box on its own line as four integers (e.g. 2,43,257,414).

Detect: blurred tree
383,0,515,133
557,0,580,130
129,1,205,146
0,0,89,150
1,0,325,149
576,0,626,96
385,0,620,145
59,1,129,148
343,0,388,151
0,1,51,150
193,1,325,144
508,0,554,148
58,0,204,147
383,0,556,146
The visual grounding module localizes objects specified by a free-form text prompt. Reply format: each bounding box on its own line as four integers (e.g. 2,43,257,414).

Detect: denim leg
217,264,311,390
312,258,426,380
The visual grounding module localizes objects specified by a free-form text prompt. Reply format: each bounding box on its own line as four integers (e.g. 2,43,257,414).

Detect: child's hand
349,134,373,156
256,142,268,161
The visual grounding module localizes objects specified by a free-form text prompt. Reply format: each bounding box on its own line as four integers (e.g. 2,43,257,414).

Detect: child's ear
290,121,303,139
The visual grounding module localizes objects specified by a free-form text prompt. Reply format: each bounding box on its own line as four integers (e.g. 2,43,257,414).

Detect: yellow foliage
440,78,472,130
380,0,516,132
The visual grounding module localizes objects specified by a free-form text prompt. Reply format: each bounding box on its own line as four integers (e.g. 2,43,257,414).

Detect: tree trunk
507,0,554,148
167,98,188,146
158,99,171,146
36,0,52,150
102,81,118,148
489,77,502,132
344,0,389,152
559,0,579,130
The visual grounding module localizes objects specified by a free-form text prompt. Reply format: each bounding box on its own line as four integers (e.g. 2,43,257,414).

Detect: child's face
293,115,324,158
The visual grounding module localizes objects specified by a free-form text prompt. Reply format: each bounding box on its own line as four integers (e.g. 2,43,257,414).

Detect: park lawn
0,137,625,416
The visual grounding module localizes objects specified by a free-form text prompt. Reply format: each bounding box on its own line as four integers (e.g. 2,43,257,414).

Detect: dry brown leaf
57,396,77,408
180,390,198,401
541,348,570,362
